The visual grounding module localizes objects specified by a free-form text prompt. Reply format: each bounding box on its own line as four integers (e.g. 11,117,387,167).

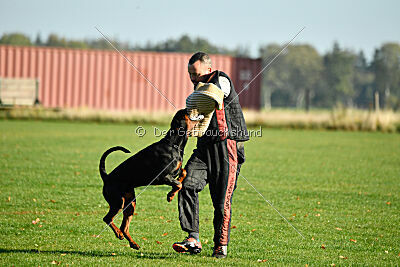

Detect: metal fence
0,45,261,111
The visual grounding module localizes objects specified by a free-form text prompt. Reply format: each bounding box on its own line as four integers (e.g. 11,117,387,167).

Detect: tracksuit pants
178,139,245,246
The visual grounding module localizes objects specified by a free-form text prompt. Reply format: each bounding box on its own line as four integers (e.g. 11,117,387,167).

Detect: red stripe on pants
219,139,238,245
215,103,227,141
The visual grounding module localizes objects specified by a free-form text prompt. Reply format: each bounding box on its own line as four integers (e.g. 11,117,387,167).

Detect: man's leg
173,150,207,254
209,139,240,258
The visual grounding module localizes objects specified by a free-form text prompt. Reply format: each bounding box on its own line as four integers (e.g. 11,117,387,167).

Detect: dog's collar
172,144,184,155
163,139,185,155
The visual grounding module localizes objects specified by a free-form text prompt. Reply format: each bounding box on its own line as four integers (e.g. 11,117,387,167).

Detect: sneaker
172,237,202,254
212,245,227,258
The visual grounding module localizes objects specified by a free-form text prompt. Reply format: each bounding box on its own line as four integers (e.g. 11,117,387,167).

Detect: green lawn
0,120,399,266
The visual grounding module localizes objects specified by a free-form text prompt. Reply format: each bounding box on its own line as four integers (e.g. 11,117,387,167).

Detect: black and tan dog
99,109,196,249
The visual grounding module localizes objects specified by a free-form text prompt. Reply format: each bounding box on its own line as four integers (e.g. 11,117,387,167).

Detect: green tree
285,44,323,111
87,38,114,50
0,33,32,46
259,43,322,110
259,43,288,109
67,40,89,49
34,33,43,46
353,51,374,109
371,43,400,109
46,34,68,47
323,42,357,107
135,34,244,56
176,34,193,52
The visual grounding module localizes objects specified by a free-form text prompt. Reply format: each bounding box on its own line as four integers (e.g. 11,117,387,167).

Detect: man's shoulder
218,70,231,78
218,76,230,97
214,71,231,98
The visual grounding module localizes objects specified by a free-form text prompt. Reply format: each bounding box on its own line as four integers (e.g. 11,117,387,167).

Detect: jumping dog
99,109,196,249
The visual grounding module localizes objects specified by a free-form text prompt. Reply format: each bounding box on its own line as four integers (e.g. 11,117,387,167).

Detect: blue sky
1,0,399,61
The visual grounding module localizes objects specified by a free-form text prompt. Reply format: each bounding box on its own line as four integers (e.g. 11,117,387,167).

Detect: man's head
188,52,212,86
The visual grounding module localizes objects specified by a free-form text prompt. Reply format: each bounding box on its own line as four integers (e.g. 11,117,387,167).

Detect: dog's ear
184,114,198,135
170,109,188,130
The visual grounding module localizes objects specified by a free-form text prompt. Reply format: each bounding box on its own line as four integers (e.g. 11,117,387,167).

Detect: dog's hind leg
103,198,125,240
120,192,140,250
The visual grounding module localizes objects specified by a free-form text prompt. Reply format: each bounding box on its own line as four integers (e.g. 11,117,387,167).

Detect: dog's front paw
167,191,175,202
110,226,125,240
118,233,125,240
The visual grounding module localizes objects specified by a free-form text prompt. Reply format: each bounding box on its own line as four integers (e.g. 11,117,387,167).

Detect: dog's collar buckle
172,144,184,155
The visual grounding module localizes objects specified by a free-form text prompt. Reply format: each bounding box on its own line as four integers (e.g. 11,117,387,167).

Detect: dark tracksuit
178,71,249,246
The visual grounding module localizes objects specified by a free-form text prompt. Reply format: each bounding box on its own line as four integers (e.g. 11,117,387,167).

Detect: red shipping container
0,45,261,111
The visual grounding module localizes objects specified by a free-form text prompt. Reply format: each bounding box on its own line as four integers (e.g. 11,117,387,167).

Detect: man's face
188,60,212,86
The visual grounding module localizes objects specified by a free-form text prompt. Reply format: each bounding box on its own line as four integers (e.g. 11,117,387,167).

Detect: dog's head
170,108,198,137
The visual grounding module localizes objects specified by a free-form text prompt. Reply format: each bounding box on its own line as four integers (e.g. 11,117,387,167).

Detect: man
172,52,249,258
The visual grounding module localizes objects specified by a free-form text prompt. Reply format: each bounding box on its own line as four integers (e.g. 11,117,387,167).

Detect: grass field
0,120,399,266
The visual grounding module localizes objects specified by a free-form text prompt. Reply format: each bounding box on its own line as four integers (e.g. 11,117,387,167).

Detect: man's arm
218,76,231,98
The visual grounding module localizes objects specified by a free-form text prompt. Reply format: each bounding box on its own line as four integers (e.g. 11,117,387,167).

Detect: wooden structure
0,78,39,106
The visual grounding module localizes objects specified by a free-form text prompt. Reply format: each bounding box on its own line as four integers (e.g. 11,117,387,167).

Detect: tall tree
34,33,43,46
353,51,374,109
259,43,288,109
259,44,322,110
285,44,322,111
371,43,400,109
323,42,357,107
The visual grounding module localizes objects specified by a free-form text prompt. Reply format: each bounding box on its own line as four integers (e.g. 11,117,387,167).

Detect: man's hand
189,114,204,121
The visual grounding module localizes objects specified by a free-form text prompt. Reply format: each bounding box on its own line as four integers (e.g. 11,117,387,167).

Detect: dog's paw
114,230,124,240
111,228,125,240
167,192,175,202
130,242,140,250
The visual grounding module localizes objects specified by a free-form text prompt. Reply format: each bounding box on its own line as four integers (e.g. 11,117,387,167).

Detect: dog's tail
99,146,131,182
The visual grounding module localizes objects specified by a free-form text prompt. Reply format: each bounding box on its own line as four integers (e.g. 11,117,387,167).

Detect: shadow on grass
0,248,181,259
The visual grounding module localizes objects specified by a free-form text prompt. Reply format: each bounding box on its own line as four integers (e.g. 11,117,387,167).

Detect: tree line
1,32,399,110
0,32,249,56
260,42,400,110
